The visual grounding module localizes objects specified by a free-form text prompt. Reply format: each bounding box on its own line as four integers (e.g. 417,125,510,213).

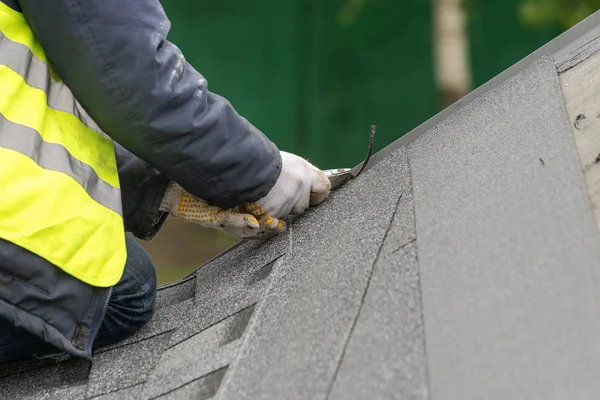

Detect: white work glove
159,182,285,239
239,151,331,224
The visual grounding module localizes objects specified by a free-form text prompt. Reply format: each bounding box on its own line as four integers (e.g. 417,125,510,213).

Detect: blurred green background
139,0,598,285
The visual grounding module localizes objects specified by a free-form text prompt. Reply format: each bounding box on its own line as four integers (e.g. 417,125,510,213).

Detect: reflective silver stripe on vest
0,33,122,214
0,32,109,140
0,114,122,214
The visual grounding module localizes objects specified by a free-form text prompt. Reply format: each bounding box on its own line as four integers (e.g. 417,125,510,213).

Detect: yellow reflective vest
0,3,127,287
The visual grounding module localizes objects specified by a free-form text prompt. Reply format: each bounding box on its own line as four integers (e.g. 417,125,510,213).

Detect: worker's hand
241,151,331,222
159,182,285,239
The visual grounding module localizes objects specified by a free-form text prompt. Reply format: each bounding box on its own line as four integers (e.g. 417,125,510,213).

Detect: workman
0,0,331,364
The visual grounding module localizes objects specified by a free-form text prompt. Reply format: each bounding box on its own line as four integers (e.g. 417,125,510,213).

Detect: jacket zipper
86,286,112,359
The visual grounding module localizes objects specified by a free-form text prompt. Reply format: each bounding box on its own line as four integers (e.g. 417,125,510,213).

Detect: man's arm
17,0,282,210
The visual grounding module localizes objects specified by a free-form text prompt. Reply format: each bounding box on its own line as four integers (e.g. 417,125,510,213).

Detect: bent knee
94,237,158,348
117,237,158,326
130,247,157,322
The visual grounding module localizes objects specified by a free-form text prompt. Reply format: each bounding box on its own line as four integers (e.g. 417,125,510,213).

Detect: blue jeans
0,235,157,364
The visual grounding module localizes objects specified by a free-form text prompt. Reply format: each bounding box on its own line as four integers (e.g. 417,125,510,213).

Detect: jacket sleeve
16,0,282,210
114,142,170,240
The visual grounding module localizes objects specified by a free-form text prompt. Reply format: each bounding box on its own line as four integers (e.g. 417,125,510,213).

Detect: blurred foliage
337,0,599,31
520,0,600,29
336,0,374,26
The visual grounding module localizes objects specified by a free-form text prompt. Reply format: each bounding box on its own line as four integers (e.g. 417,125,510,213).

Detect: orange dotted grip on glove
177,192,260,227
242,202,285,230
177,192,220,223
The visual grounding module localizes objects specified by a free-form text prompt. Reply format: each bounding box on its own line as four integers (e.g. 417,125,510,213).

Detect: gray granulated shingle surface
164,235,284,348
29,384,88,400
0,356,58,379
155,367,227,400
214,148,411,400
97,298,195,352
91,383,143,400
141,340,238,399
141,304,255,398
194,234,286,305
328,178,428,400
155,276,196,309
168,281,266,348
409,55,600,400
0,358,90,399
86,331,173,397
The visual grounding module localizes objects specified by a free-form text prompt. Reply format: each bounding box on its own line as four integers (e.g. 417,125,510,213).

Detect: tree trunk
433,0,472,108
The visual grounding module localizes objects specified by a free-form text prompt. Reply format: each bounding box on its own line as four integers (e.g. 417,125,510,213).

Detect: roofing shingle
2,11,600,400
410,54,600,400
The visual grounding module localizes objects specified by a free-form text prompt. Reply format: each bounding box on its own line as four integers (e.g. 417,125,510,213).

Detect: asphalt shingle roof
2,11,600,400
